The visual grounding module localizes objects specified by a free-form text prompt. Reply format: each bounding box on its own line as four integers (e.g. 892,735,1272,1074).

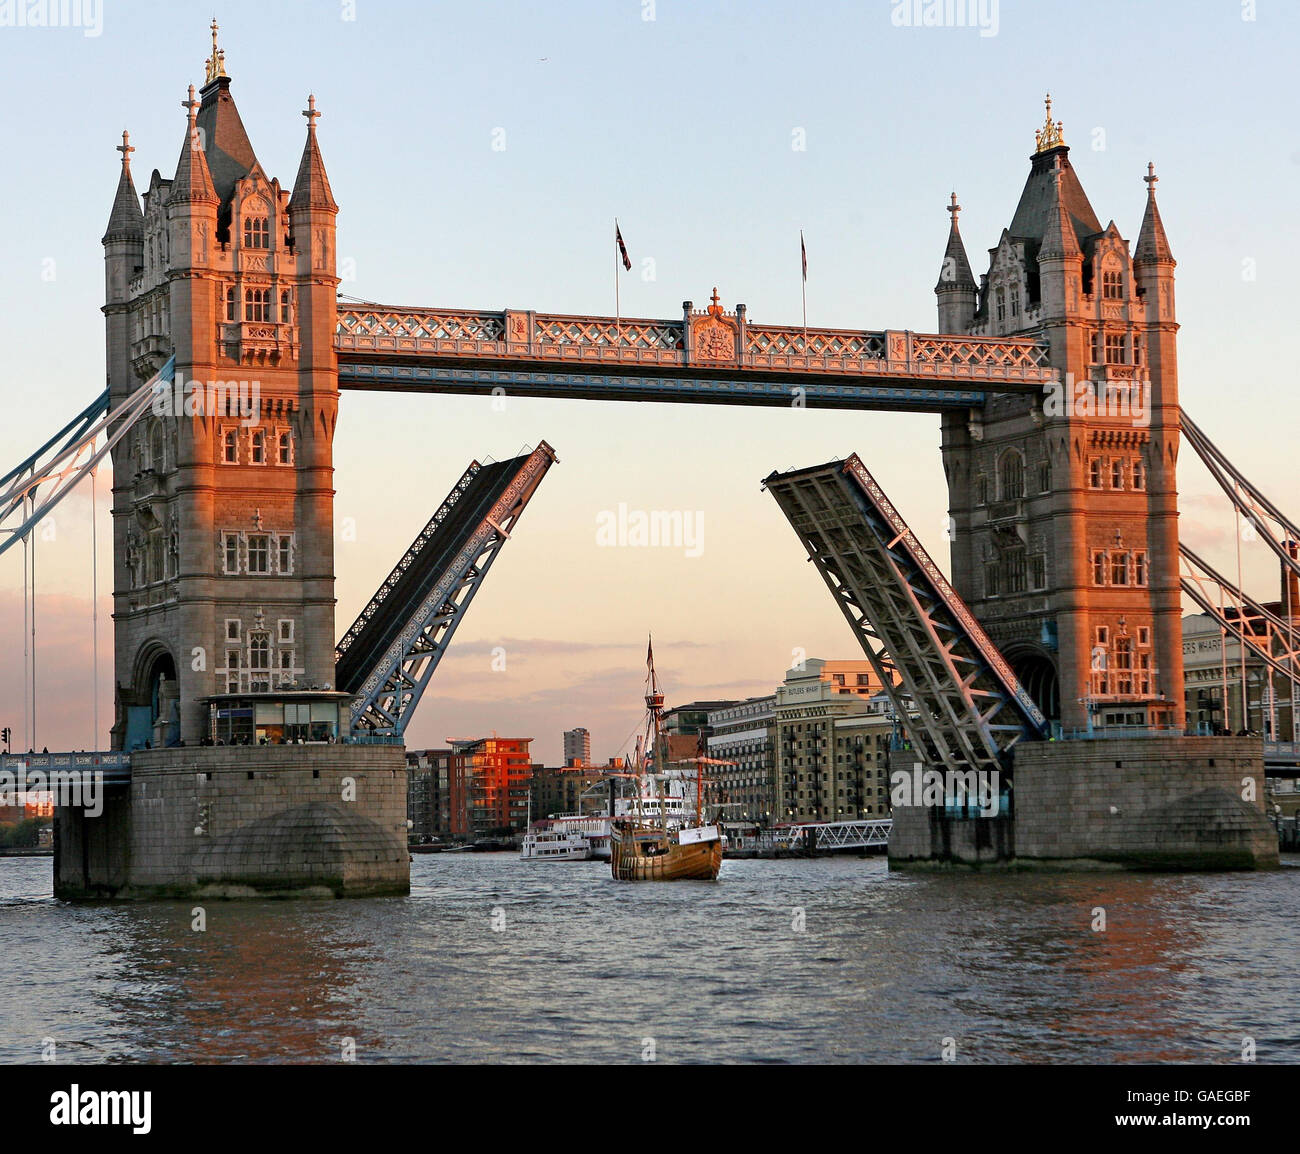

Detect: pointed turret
935,192,977,332
1134,162,1174,265
1038,168,1081,262
103,130,144,244
289,95,338,214
168,85,218,206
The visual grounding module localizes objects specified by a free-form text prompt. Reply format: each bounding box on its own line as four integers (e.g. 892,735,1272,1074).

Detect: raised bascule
6,34,1288,893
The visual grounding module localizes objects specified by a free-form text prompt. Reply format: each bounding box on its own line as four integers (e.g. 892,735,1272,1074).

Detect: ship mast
645,635,667,834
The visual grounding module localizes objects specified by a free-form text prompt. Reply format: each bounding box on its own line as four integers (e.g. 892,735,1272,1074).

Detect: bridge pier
887,737,1279,870
54,746,409,899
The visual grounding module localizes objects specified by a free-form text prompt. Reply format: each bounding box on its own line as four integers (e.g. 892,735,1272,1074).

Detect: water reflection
1,855,1296,1063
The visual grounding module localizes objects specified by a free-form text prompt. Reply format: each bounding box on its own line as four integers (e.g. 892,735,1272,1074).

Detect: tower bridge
3,34,1288,894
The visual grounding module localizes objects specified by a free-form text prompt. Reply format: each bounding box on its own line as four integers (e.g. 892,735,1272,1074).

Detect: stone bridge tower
104,27,340,749
937,97,1182,734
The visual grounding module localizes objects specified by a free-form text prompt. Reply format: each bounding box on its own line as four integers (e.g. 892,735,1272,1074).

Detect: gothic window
147,534,163,584
1088,458,1103,489
1111,552,1130,586
244,216,269,249
277,535,293,574
1092,550,1108,585
226,619,241,642
1004,548,1027,594
1096,625,1110,646
995,287,1006,323
280,289,292,324
1105,333,1125,364
1132,334,1143,366
250,430,266,465
222,429,238,464
1115,639,1134,694
247,534,269,574
226,649,241,694
1111,459,1125,489
998,451,1025,499
976,476,988,505
1102,270,1124,300
249,635,270,692
1137,626,1151,646
244,288,270,322
1138,652,1152,695
277,619,294,643
1132,458,1145,491
1134,551,1148,587
1089,330,1100,364
1030,554,1047,590
277,431,293,466
222,532,240,575
1009,286,1020,317
225,285,236,322
149,423,165,472
1038,461,1051,492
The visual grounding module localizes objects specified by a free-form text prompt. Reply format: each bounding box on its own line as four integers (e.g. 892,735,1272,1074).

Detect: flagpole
801,229,808,362
615,219,621,345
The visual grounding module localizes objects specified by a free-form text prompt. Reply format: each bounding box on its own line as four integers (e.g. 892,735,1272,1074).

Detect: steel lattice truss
0,358,175,559
764,454,1048,777
1180,544,1299,683
337,442,557,738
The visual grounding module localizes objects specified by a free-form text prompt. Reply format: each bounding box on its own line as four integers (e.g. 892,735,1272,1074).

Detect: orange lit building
449,738,534,837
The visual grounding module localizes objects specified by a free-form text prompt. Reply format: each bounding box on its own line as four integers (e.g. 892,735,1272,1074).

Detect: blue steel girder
338,442,557,738
764,454,1047,777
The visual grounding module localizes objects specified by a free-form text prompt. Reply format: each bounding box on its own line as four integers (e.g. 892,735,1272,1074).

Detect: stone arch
1003,642,1060,724
124,641,180,750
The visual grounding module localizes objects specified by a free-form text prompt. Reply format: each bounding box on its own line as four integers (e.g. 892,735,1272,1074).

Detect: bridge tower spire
105,28,341,749
934,191,977,332
938,97,1183,733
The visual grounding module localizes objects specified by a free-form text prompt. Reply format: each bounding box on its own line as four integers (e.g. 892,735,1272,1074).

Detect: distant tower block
936,96,1182,733
563,727,592,766
105,26,340,750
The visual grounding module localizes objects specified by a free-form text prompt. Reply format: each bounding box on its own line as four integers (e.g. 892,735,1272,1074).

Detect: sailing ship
608,638,730,882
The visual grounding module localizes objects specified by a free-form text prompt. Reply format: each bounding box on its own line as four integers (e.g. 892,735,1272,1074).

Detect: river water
2,854,1297,1064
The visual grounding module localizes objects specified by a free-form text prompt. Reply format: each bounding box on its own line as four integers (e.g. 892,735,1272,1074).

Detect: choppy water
2,854,1297,1064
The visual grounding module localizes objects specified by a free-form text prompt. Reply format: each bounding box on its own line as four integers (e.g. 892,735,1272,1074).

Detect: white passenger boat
519,820,593,861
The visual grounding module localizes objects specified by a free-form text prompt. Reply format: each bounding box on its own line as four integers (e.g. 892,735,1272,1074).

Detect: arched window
250,429,265,465
243,216,269,249
150,424,165,472
277,431,292,466
280,290,292,324
1102,270,1124,300
995,287,1006,323
225,285,236,322
999,450,1024,500
222,429,238,464
1009,286,1020,317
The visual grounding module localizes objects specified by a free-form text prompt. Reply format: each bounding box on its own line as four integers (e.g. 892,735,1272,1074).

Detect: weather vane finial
1034,92,1065,153
205,17,228,84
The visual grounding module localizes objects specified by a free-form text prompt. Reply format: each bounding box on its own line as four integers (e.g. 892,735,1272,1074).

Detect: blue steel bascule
1,31,1292,893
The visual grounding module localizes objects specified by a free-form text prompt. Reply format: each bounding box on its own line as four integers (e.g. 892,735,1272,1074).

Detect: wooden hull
609,825,723,881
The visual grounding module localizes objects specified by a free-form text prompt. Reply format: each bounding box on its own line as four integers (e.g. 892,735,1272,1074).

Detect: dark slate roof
1007,145,1102,256
935,219,977,293
168,113,218,206
196,76,260,207
1135,186,1174,264
103,163,144,244
288,119,338,214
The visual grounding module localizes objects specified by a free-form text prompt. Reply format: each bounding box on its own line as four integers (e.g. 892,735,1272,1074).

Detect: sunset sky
0,1,1296,763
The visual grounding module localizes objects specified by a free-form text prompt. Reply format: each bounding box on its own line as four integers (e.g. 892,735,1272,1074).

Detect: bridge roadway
334,301,1056,411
